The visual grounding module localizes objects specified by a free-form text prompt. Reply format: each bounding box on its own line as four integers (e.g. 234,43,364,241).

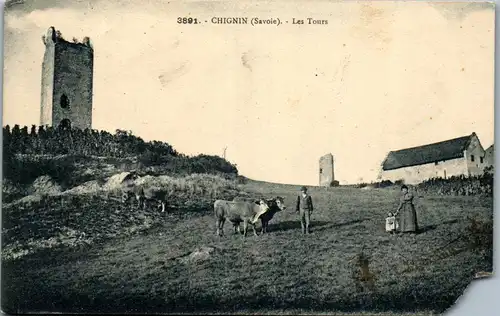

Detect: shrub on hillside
417,174,493,196
236,176,249,185
354,180,392,189
363,174,493,196
375,180,394,188
1,178,24,203
3,154,79,188
138,154,237,177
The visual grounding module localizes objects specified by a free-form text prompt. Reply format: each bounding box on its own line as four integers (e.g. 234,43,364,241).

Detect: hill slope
2,180,493,314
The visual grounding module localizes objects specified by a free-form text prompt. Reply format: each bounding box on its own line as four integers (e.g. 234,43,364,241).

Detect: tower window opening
59,119,71,130
60,94,70,109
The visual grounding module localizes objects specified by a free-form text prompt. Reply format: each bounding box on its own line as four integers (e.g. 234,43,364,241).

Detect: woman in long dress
395,185,418,234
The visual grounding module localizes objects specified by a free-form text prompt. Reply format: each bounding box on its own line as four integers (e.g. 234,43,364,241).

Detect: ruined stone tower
319,153,336,187
40,26,94,130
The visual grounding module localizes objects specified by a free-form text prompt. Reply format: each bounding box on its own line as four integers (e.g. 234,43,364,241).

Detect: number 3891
177,17,199,24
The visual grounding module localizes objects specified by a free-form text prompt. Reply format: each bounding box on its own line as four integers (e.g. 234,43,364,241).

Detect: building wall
463,134,487,176
484,146,494,168
380,157,468,185
319,153,335,186
40,27,93,130
40,41,54,127
52,41,93,129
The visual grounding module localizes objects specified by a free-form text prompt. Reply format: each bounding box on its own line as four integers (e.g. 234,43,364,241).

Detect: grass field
1,179,493,314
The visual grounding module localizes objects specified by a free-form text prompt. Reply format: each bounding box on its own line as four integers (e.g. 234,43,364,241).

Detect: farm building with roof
379,133,493,184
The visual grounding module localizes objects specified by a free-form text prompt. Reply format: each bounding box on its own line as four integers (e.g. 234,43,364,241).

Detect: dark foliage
416,174,493,196
3,125,238,185
375,180,393,188
3,125,178,158
3,154,78,187
351,180,395,189
138,153,238,176
351,173,493,197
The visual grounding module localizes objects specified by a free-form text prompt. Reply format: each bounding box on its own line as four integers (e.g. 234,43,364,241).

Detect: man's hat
301,186,307,192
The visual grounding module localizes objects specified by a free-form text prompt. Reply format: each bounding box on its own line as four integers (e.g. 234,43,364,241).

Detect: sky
2,0,495,185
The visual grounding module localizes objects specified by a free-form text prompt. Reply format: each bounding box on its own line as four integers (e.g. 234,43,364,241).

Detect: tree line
3,125,238,178
354,173,493,196
416,174,493,196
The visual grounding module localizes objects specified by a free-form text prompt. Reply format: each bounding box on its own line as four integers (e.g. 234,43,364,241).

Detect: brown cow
122,185,167,212
214,199,270,238
232,196,287,234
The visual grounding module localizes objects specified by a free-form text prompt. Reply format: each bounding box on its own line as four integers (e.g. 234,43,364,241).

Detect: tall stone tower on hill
40,26,94,130
319,153,336,187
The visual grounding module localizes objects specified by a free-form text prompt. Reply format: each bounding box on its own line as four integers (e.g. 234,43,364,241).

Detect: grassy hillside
2,126,239,204
2,180,493,314
2,173,241,260
1,125,494,314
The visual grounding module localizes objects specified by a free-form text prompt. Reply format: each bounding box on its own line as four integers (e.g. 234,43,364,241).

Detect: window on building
471,155,475,162
480,157,484,163
319,168,323,174
60,94,70,109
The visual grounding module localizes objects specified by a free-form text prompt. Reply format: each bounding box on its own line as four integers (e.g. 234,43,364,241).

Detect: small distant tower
319,153,336,187
40,26,94,130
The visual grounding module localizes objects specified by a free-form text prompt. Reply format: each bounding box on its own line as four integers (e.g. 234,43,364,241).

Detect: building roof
382,133,475,171
486,144,494,153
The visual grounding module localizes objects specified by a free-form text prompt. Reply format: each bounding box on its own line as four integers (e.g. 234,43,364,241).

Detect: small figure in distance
385,211,399,234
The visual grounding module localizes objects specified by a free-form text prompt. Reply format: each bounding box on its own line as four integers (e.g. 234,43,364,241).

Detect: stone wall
40,27,93,130
40,43,54,126
380,157,469,185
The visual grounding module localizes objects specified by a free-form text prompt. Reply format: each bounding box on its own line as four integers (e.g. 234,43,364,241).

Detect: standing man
296,186,314,234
